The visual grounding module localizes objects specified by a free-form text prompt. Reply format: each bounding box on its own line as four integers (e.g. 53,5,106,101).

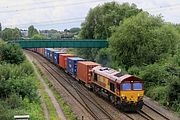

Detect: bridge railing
9,39,108,48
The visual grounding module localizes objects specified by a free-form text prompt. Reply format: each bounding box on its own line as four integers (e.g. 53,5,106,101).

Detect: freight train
30,48,144,111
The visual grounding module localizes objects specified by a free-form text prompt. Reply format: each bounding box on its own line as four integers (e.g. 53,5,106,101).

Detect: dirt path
25,52,66,120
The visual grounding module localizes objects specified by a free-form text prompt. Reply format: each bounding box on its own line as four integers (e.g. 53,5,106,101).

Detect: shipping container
77,61,100,84
37,48,45,56
49,49,59,62
44,48,48,58
53,51,66,65
41,48,45,56
59,54,75,69
45,48,52,59
67,57,85,76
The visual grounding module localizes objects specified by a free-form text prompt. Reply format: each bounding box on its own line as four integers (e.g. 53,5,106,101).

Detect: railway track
142,104,170,120
27,50,173,120
29,51,114,120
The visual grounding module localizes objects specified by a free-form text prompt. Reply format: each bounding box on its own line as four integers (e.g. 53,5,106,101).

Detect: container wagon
77,61,100,87
59,54,75,70
66,57,85,77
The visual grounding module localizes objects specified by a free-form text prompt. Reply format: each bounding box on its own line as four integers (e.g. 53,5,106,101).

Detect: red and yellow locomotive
91,66,144,111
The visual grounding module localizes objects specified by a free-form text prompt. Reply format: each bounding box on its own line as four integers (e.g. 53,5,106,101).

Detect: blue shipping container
49,49,58,62
53,51,66,65
46,48,52,60
67,57,85,76
44,48,48,58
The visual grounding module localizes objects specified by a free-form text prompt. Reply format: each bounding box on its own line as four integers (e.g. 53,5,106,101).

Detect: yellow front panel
120,91,144,103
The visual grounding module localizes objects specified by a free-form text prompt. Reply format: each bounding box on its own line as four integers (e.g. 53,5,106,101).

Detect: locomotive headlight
122,95,127,100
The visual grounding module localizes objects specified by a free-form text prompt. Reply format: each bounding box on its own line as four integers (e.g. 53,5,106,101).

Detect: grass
33,61,59,120
52,87,78,120
33,60,77,120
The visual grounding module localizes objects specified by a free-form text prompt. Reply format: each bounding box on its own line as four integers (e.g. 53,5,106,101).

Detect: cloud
0,0,179,30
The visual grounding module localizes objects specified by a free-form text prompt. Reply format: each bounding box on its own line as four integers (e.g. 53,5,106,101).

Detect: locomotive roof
92,66,135,83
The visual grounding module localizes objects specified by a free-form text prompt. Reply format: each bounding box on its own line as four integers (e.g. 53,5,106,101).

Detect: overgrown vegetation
76,1,180,116
35,62,77,120
36,76,59,119
0,41,44,119
0,42,25,64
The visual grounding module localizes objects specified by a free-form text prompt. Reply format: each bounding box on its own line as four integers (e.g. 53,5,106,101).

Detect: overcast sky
0,0,180,30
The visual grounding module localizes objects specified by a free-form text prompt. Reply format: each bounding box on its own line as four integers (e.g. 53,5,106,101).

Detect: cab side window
94,73,97,81
110,82,115,92
117,84,120,91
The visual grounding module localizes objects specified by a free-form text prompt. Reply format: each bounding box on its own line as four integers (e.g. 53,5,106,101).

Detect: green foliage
0,43,25,64
31,34,47,39
128,66,141,76
166,76,180,105
0,96,44,120
6,93,23,109
110,12,180,68
139,63,170,89
95,48,112,67
28,25,38,38
49,33,61,39
146,86,167,105
0,59,44,119
175,24,180,34
137,61,180,115
69,27,81,33
22,97,44,120
0,62,37,100
80,2,141,39
2,28,21,41
76,2,141,61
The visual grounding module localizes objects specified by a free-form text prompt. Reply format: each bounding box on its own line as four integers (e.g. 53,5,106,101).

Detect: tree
0,42,25,64
80,2,141,39
1,28,21,41
76,2,141,61
31,34,47,39
110,12,180,68
95,48,112,67
69,27,81,33
28,25,38,38
49,33,61,39
167,77,180,105
13,28,21,40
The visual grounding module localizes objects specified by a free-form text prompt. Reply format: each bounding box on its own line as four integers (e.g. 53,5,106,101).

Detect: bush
166,76,180,105
128,66,141,76
139,63,170,89
95,48,112,67
0,43,25,64
6,93,23,109
0,62,37,101
146,86,167,105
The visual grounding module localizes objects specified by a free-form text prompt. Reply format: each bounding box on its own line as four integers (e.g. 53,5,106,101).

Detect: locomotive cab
119,77,144,111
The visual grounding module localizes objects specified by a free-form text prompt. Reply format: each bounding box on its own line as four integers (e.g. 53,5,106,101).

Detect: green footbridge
9,39,108,48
